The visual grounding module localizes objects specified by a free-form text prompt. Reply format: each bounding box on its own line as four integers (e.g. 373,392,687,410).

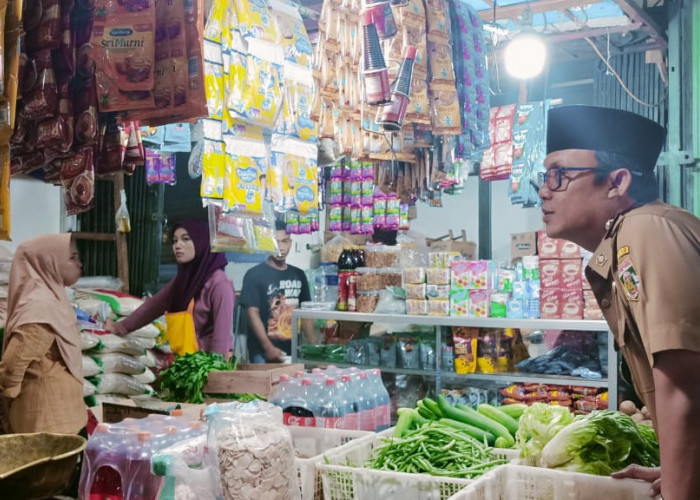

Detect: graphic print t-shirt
240,262,310,357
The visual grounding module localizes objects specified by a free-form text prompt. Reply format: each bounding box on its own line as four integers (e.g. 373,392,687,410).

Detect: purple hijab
168,219,228,312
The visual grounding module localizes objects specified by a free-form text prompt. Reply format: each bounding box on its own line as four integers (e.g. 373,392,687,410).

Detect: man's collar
588,203,641,278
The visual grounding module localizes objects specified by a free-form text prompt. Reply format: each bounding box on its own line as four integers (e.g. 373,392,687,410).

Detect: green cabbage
540,410,659,475
515,403,575,459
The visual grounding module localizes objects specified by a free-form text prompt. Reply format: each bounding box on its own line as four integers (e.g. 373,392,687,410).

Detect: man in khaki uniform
539,105,700,500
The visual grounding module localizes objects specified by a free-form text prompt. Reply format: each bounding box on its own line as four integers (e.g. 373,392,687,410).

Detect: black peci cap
546,105,666,173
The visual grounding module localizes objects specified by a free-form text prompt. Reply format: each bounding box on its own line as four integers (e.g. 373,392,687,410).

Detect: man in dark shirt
240,220,314,362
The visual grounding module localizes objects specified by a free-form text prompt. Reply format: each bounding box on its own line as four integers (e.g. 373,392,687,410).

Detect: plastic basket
289,426,374,500
448,464,655,500
318,428,515,500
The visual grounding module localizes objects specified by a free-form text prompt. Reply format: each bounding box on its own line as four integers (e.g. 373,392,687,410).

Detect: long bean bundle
368,423,506,478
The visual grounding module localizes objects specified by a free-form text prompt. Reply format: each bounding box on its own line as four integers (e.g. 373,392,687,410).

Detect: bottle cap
96,423,110,433
170,409,183,417
326,378,337,386
138,432,152,441
301,378,313,386
279,374,290,382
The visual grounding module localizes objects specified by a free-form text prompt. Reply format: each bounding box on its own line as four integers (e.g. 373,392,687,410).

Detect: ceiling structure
297,0,668,64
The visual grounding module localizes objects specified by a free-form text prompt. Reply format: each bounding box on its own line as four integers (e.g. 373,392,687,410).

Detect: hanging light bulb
504,7,547,79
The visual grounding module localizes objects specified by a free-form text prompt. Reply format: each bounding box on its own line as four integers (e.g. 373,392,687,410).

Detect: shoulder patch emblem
617,255,641,301
617,246,630,259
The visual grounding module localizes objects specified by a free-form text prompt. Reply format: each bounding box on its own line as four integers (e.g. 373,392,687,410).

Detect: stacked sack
74,288,163,406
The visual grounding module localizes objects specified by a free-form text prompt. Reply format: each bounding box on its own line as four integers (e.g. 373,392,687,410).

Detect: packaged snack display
406,299,427,315
427,299,449,316
365,245,400,268
426,267,450,285
356,290,380,313
403,267,426,284
405,283,427,300
452,327,478,374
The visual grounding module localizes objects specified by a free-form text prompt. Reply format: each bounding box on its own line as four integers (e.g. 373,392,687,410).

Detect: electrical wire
584,36,667,107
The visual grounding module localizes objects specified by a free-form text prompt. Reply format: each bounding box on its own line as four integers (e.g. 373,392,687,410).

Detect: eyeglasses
536,167,599,192
536,165,646,192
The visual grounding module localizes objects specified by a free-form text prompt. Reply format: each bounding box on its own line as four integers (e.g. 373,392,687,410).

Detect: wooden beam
477,0,604,22
546,20,643,44
71,232,117,242
612,0,667,49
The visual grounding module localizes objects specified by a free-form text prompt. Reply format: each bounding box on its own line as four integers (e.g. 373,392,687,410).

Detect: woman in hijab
0,233,86,434
105,219,235,358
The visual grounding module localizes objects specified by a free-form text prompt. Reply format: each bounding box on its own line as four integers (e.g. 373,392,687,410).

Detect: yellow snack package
271,134,318,213
204,40,225,120
453,327,478,374
269,0,313,69
238,39,283,128
234,0,280,44
222,127,267,214
275,63,317,141
201,118,225,201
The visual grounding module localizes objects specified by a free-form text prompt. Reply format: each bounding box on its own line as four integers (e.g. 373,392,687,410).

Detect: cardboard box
203,363,305,400
561,290,583,319
95,401,205,424
560,259,583,290
540,259,562,289
537,230,560,259
426,239,477,259
540,288,561,319
511,232,538,261
537,230,582,259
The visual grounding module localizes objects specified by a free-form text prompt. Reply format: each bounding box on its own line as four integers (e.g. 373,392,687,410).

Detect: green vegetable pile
158,352,237,404
369,423,506,478
539,409,659,475
516,402,575,459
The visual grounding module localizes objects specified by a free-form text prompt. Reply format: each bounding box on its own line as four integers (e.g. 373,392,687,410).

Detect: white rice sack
133,367,156,385
83,378,98,397
138,350,157,368
91,333,145,357
74,297,116,321
127,334,156,350
83,355,103,377
91,353,146,375
91,394,133,406
89,373,155,396
81,331,101,351
131,323,160,338
79,289,144,316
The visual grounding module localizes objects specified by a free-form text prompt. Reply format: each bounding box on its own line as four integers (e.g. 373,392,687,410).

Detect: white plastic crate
448,464,655,500
318,428,514,500
289,426,374,500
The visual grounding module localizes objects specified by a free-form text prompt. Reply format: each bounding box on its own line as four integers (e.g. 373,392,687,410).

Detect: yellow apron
164,299,199,356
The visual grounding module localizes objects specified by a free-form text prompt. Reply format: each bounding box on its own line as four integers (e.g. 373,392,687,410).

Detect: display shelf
297,359,438,377
293,309,609,332
442,371,609,388
292,310,618,410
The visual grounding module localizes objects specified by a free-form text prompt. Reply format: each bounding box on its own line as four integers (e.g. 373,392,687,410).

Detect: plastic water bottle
319,378,346,429
271,374,294,409
369,369,392,430
356,372,377,432
340,374,359,430
125,432,161,500
80,423,125,499
284,378,317,427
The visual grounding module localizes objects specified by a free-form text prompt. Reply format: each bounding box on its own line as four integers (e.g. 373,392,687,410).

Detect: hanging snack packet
234,0,279,44
201,118,225,201
269,0,313,68
222,128,267,215
270,134,319,213
276,64,317,141
240,39,283,129
92,17,156,112
61,145,95,215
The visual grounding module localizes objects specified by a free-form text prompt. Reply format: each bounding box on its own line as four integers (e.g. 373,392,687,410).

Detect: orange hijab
2,234,82,380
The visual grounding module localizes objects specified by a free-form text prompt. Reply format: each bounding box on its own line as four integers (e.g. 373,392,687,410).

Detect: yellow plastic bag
164,300,199,356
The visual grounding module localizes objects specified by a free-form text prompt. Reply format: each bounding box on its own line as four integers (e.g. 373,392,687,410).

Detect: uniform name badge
617,253,641,302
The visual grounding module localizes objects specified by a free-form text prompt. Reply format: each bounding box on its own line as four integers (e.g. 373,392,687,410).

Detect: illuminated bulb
504,32,547,79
